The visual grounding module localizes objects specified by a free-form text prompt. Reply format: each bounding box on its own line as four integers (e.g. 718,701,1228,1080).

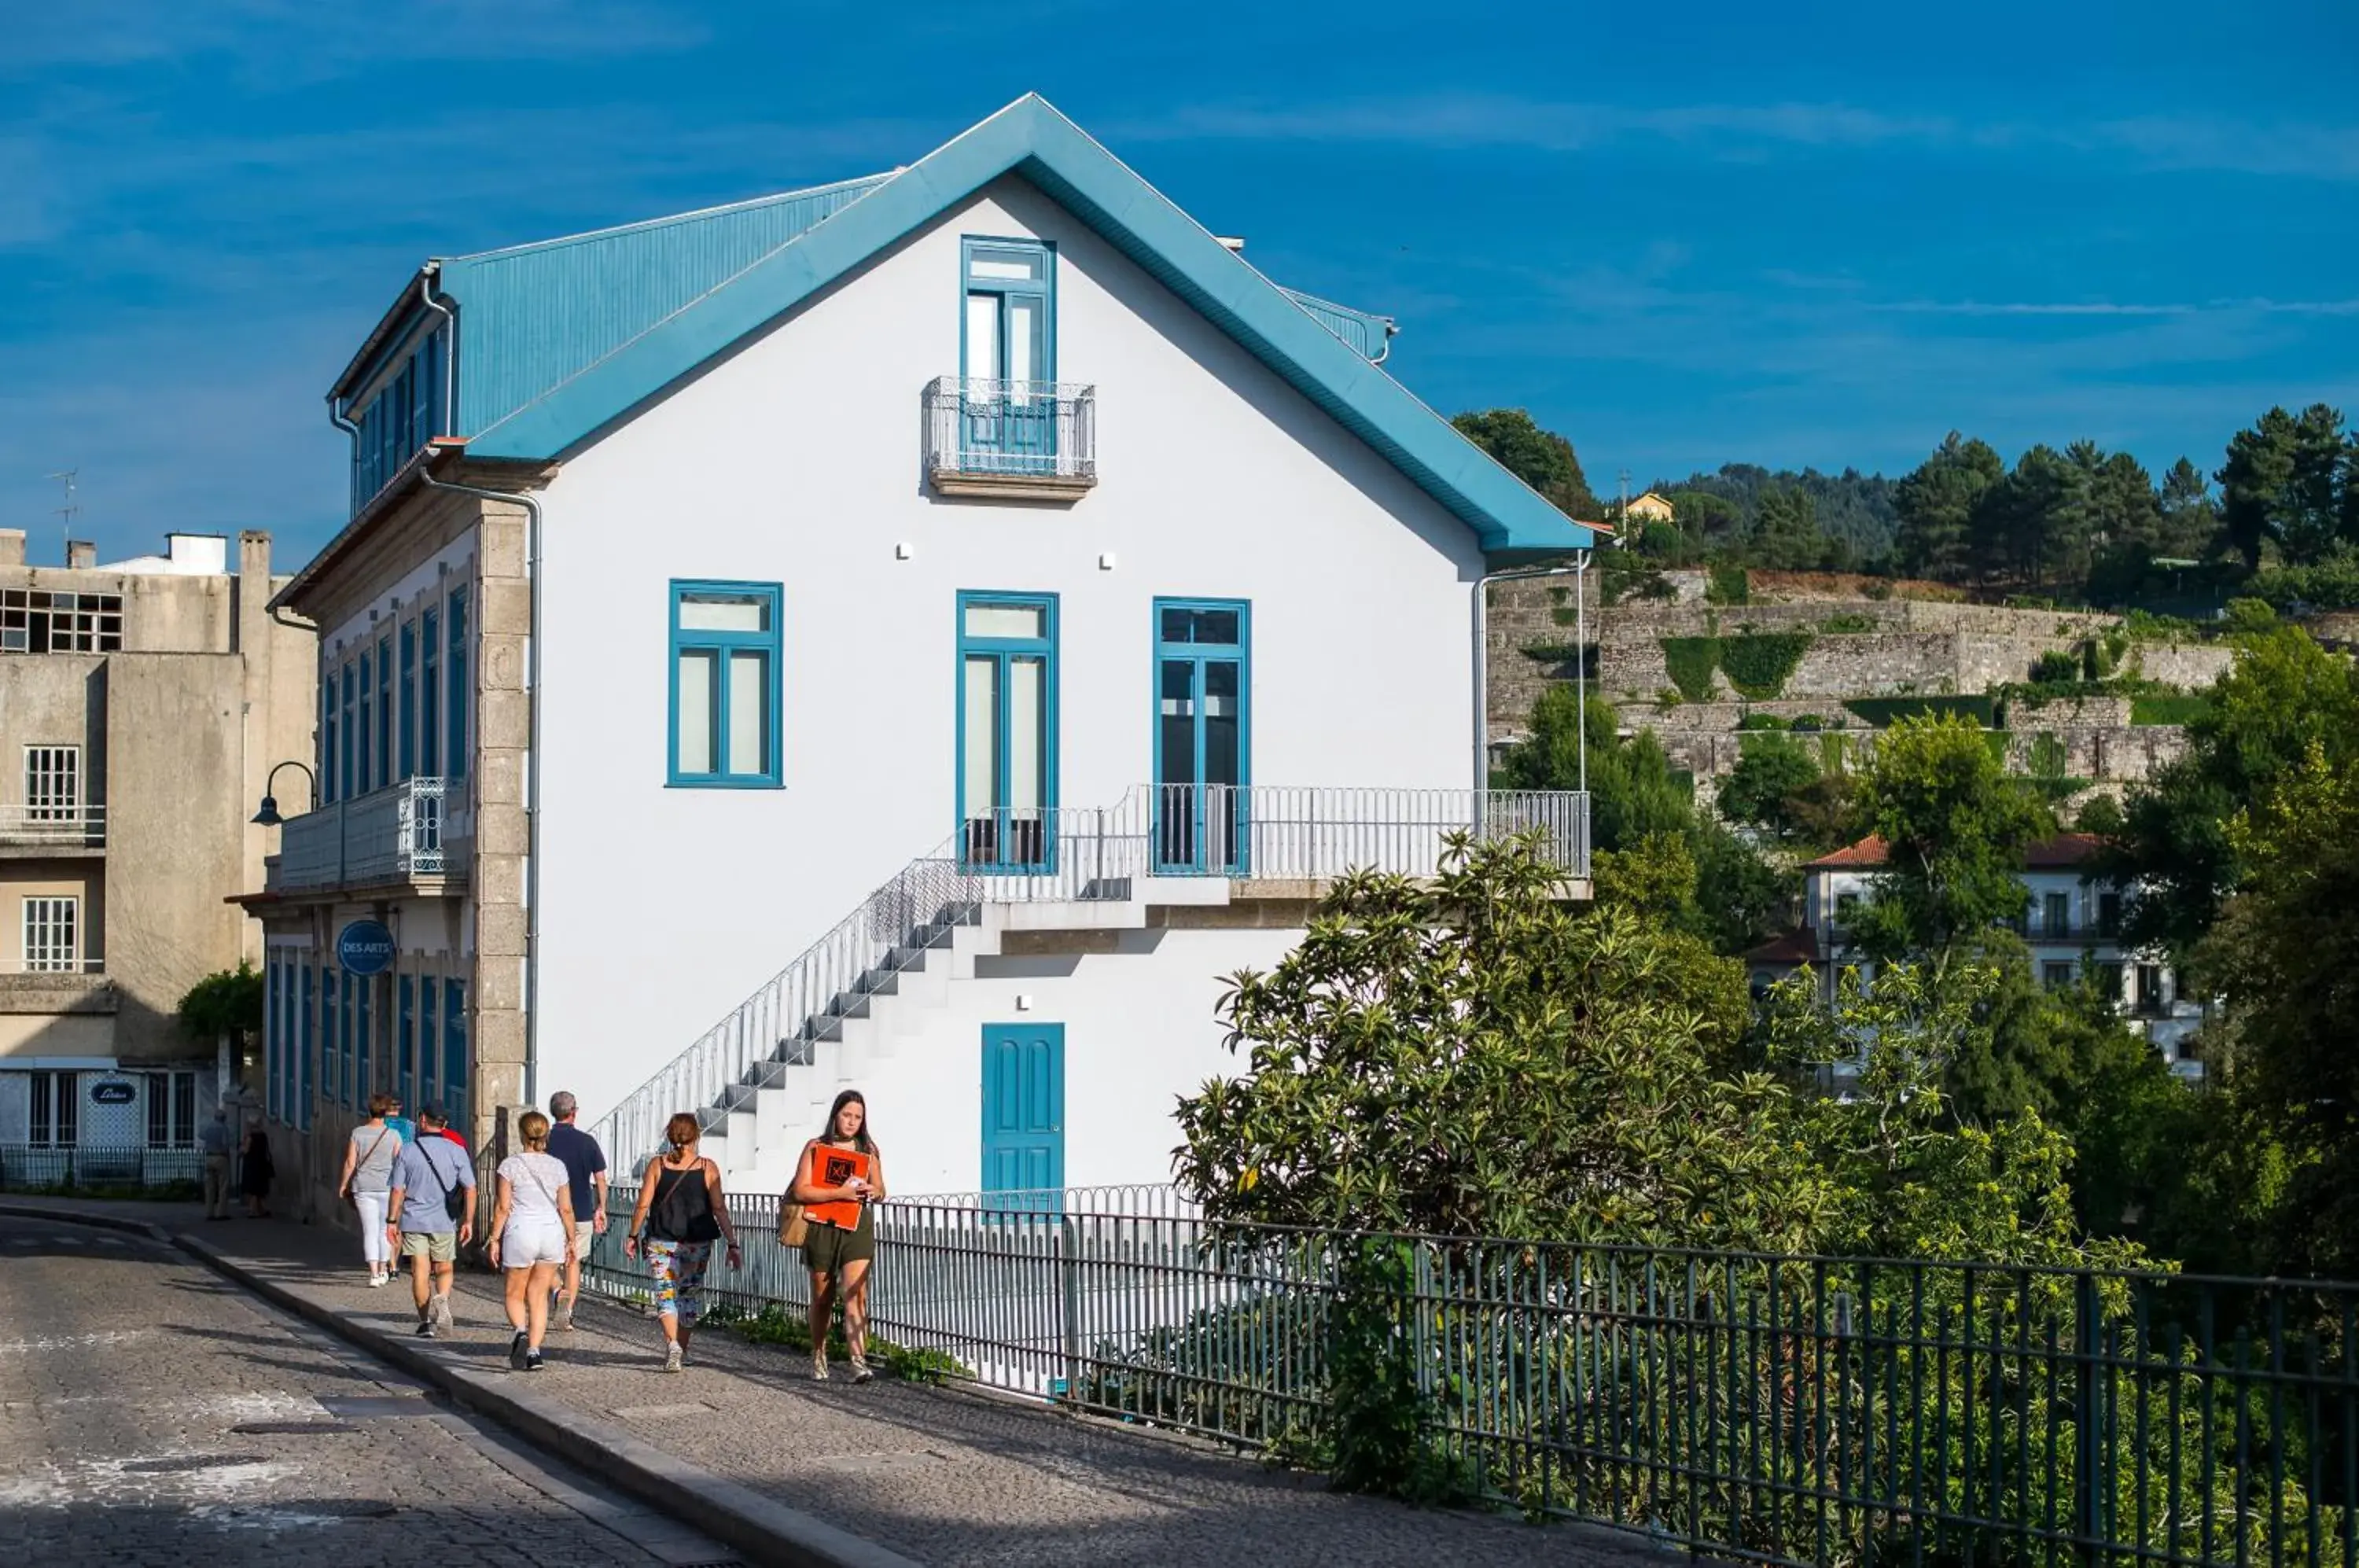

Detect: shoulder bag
775,1143,814,1247
346,1125,392,1209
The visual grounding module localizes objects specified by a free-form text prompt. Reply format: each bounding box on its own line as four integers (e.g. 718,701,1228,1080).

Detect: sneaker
368,1272,388,1289
662,1343,684,1375
524,1349,546,1372
849,1351,873,1386
810,1350,829,1382
555,1305,575,1334
414,1320,437,1339
509,1331,529,1371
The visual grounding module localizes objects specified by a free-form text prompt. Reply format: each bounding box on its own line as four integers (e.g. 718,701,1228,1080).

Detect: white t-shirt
498,1151,571,1228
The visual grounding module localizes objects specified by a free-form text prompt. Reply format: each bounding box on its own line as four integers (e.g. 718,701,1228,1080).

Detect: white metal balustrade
0,804,105,848
922,377,1096,484
266,776,469,893
592,786,1588,1170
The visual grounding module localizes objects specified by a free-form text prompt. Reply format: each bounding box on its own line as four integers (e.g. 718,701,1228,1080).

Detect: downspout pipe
1473,559,1584,793
414,268,455,432
418,452,543,1112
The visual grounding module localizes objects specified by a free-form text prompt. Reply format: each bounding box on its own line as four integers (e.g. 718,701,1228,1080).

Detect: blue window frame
668,580,783,788
419,976,438,1109
958,237,1057,473
955,591,1058,870
349,330,444,514
446,591,469,781
377,635,394,790
420,607,441,776
356,974,373,1104
322,969,340,1107
299,963,314,1130
321,676,338,804
339,662,356,803
357,652,374,797
443,979,467,1136
1152,599,1252,874
398,624,416,780
396,975,414,1108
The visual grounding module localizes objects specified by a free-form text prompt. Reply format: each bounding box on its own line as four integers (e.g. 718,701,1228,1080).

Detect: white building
244,95,1592,1208
1745,832,2205,1074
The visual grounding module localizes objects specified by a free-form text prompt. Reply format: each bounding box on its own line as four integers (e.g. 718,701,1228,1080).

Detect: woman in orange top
790,1090,885,1382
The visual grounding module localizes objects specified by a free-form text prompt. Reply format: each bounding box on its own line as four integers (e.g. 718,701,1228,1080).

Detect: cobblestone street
0,1212,738,1567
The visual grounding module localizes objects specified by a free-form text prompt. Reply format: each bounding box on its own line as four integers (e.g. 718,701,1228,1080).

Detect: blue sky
3,1,2354,563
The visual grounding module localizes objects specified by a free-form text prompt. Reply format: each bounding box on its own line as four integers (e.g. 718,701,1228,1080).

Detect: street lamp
251,760,318,827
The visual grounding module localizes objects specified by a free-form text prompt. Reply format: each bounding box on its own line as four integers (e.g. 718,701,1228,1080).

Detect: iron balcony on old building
922,377,1097,500
263,776,470,896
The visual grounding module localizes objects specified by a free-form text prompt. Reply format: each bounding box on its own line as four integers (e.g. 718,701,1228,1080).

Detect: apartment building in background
1745,832,2207,1074
248,94,1594,1213
0,530,314,1180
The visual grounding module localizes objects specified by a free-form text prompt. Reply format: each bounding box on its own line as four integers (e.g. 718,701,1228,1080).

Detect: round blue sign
337,919,396,976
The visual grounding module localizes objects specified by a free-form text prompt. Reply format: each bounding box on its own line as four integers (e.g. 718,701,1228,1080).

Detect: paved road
0,1213,739,1567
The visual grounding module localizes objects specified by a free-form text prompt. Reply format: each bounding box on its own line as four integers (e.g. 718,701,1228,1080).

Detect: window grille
24,746,79,820
22,895,79,971
1,590,124,652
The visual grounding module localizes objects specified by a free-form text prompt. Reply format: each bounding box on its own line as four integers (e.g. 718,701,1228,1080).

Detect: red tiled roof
1743,928,1820,964
1803,832,2105,872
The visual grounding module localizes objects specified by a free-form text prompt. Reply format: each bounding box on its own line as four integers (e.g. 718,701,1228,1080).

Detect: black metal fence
583,1185,2357,1568
0,1143,212,1192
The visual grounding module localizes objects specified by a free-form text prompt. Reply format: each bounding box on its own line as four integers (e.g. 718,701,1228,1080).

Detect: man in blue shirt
543,1091,608,1334
387,1103,476,1338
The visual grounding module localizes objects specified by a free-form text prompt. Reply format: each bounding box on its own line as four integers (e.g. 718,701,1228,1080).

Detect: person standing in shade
383,1097,417,1155
622,1113,742,1374
487,1110,573,1371
239,1116,274,1218
386,1103,476,1338
199,1108,236,1221
791,1090,885,1383
337,1094,406,1286
543,1091,608,1334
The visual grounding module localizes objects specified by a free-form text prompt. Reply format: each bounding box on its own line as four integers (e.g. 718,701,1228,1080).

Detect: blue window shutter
447,591,469,781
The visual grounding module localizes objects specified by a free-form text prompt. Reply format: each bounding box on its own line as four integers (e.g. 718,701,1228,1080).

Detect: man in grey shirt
387,1103,477,1338
199,1109,236,1220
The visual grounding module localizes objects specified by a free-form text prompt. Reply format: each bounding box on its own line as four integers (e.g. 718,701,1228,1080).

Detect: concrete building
1744,832,2206,1073
246,95,1592,1207
0,529,314,1180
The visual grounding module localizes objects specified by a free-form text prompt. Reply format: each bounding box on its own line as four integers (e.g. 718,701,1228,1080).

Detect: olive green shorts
801,1216,874,1275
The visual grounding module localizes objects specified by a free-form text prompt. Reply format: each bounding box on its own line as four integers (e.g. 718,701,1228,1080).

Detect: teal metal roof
436,173,892,437
362,95,1588,558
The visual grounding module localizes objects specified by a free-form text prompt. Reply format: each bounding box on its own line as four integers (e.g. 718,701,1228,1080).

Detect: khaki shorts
571,1218,597,1253
399,1231,458,1263
802,1216,875,1275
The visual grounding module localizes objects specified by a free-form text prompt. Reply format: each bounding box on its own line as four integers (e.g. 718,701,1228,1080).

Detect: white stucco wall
529,175,1489,1139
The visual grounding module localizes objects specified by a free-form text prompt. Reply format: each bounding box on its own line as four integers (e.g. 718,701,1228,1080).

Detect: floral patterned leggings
645,1239,713,1325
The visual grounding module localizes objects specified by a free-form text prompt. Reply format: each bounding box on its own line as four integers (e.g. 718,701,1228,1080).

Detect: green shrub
2130,694,2212,726
1820,613,1878,634
2122,608,2203,642
1718,632,1813,700
1843,694,2000,728
1660,636,1720,701
703,1301,968,1385
1518,642,1584,664
1791,713,1824,732
1735,712,1790,731
1706,563,1750,605
1656,686,1686,708
2032,650,2080,684
1863,580,1893,600
1551,605,1581,627
2029,732,2068,780
1820,731,1847,772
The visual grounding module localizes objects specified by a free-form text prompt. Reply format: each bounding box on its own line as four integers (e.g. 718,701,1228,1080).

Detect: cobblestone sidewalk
8,1199,1667,1568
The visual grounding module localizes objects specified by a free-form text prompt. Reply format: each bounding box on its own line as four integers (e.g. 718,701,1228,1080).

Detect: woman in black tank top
623,1112,742,1373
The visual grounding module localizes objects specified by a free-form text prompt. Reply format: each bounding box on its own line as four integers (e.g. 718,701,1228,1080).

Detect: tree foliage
178,962,264,1042
1717,732,1822,840
1451,407,1600,519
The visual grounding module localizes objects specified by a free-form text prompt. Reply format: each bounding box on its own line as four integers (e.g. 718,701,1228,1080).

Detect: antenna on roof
44,470,78,563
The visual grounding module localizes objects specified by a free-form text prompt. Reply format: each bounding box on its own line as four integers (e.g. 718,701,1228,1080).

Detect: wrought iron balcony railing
922,377,1096,496
266,776,469,893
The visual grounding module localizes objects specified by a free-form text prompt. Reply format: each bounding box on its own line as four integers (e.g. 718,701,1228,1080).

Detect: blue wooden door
981,1022,1064,1204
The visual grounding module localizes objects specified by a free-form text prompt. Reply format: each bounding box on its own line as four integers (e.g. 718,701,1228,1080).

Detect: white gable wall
530,176,1485,1132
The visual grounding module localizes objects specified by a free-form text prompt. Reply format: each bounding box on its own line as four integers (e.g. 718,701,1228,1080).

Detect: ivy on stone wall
1717,632,1814,700
1842,694,2000,727
1659,636,1721,702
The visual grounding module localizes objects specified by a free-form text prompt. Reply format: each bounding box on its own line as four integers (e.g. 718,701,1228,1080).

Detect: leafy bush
701,1301,969,1384
1843,694,1999,727
2130,694,2212,726
1719,631,1814,699
2033,650,2081,684
1517,642,1584,664
1660,636,1721,701
2029,731,2068,780
1706,563,1750,605
1820,612,1879,633
1792,713,1825,731
1735,712,1790,731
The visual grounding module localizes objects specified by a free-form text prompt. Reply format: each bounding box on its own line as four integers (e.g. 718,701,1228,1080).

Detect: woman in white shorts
488,1110,575,1371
